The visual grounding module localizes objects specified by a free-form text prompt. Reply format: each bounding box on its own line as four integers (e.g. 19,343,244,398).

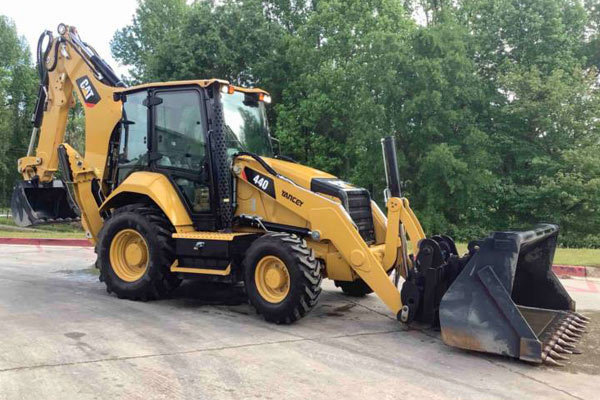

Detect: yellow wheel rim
255,255,290,303
109,229,149,282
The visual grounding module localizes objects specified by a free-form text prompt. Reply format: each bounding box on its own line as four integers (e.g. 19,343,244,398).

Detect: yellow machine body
14,24,423,318
12,24,586,366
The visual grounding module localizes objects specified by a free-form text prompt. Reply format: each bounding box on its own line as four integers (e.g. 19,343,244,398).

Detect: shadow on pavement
170,280,248,306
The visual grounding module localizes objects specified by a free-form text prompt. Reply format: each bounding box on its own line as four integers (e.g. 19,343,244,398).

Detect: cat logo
75,76,101,107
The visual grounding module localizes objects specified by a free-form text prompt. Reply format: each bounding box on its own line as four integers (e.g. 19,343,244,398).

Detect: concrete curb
0,237,92,247
552,264,587,278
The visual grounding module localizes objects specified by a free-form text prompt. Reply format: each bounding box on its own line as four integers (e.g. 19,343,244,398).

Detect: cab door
117,90,150,183
149,87,216,230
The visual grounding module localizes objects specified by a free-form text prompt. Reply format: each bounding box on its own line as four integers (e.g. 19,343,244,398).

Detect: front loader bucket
11,180,80,227
439,224,588,365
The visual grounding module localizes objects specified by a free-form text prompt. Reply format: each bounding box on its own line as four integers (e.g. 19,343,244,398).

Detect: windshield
221,90,273,157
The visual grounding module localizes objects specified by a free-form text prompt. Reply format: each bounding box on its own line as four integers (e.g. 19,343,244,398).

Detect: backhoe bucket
439,224,587,365
11,180,80,227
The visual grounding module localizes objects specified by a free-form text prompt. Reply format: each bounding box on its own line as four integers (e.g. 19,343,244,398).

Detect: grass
552,248,600,267
0,230,86,238
0,216,85,238
0,216,83,232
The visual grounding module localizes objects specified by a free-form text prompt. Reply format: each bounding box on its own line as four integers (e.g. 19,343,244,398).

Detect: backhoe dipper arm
14,24,124,238
19,24,123,182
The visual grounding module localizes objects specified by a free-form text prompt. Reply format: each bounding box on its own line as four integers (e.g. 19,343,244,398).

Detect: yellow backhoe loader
12,24,589,366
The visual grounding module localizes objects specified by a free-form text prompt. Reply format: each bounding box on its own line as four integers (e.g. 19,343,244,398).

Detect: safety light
259,93,272,104
220,85,230,94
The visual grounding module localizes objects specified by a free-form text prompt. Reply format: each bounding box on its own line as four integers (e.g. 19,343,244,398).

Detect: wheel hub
125,242,144,266
265,268,285,289
109,229,149,282
255,255,290,303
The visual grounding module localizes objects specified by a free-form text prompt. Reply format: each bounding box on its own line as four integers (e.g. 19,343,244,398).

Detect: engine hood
260,157,375,243
261,157,336,190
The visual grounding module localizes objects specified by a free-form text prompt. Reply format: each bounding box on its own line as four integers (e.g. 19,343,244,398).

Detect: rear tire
244,233,322,324
96,203,181,300
334,278,373,297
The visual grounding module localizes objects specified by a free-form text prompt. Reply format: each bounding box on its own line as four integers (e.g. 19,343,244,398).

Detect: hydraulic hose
28,31,54,156
234,151,281,178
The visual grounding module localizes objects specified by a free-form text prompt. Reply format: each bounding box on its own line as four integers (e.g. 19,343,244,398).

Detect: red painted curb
0,237,92,247
0,238,592,277
552,264,587,278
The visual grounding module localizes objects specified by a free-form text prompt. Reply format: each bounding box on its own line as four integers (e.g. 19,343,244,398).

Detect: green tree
112,0,600,246
456,0,600,243
584,0,600,69
0,16,37,208
111,0,188,82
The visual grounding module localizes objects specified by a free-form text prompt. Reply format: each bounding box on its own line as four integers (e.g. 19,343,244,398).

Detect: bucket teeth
570,321,587,330
562,332,579,342
561,335,578,344
551,326,580,344
543,355,565,367
553,344,572,354
558,338,576,349
544,345,570,361
564,328,582,339
555,326,574,340
575,313,591,322
547,348,569,361
570,347,583,355
567,324,586,334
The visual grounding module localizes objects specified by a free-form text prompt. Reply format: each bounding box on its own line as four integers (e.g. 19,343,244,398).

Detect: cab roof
115,79,269,95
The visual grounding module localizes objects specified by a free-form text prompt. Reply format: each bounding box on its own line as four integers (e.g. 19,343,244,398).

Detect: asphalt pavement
1,244,598,399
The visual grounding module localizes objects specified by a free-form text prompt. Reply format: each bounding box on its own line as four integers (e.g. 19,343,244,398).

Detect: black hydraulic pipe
381,136,401,197
89,55,125,87
31,86,47,128
31,31,53,128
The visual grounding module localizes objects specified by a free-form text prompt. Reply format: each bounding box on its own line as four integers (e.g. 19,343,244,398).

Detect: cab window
154,90,205,170
153,89,211,214
118,91,148,182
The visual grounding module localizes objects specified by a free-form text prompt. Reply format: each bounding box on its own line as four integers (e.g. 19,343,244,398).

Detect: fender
100,172,194,232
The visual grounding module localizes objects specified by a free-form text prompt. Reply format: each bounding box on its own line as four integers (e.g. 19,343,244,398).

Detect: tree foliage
109,0,600,247
2,1,599,247
0,16,37,207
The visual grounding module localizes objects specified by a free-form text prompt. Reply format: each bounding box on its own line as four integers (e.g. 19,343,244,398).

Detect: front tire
96,204,181,300
244,233,322,324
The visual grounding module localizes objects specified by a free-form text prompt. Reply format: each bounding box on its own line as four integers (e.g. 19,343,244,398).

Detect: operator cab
111,80,273,230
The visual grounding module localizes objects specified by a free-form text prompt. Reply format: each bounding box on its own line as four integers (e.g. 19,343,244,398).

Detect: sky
0,0,139,77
